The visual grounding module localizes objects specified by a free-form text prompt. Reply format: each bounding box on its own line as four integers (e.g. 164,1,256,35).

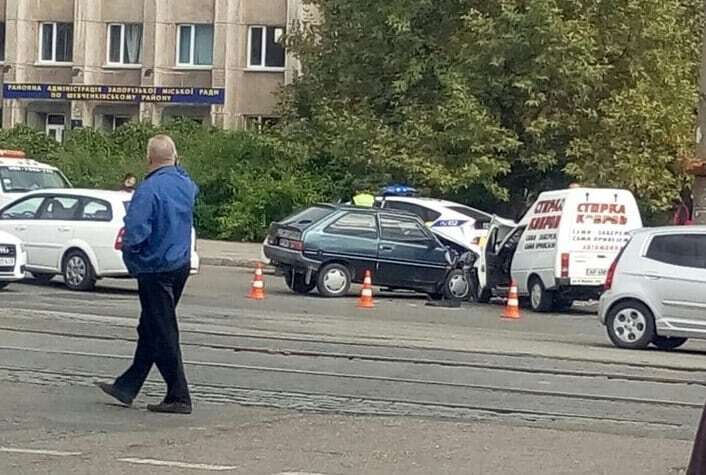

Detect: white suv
0,189,199,291
599,226,706,350
0,230,27,290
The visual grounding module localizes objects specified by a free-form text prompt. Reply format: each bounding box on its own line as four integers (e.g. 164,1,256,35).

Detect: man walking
96,134,198,415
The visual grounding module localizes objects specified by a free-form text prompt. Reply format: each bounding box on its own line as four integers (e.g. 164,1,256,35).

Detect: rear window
645,234,706,269
282,206,335,229
447,206,491,222
384,201,441,223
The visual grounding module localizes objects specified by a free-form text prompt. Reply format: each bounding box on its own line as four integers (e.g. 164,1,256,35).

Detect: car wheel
606,301,655,350
477,286,492,304
316,263,352,298
529,277,554,312
285,272,317,295
32,272,55,284
444,269,471,301
63,250,97,292
652,335,688,351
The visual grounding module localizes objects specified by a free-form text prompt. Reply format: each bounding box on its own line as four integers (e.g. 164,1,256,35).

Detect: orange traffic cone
502,280,521,319
358,270,375,309
248,263,265,300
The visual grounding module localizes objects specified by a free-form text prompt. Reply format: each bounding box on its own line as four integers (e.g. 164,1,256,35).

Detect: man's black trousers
114,265,191,404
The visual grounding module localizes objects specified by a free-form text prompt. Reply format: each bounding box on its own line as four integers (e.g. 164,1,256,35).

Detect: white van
0,150,71,208
477,187,642,312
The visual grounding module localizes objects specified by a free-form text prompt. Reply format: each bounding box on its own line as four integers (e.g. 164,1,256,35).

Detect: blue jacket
122,166,198,275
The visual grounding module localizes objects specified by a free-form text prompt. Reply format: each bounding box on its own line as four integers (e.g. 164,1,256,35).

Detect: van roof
537,187,635,196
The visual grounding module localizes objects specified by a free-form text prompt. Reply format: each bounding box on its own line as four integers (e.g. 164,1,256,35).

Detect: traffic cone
248,263,265,300
502,280,521,319
358,270,375,309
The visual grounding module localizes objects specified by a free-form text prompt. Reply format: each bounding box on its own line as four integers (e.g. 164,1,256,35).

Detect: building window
46,114,66,143
248,26,285,69
107,24,142,65
245,116,279,132
40,22,73,63
0,23,6,62
102,114,131,131
176,24,213,67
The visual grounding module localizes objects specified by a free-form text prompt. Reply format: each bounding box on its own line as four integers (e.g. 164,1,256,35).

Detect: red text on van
529,215,562,230
576,203,628,225
534,199,564,214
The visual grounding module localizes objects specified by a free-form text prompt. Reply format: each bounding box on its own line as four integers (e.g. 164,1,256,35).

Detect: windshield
0,166,70,193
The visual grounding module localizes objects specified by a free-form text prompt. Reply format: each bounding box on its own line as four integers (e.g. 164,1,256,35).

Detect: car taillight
561,253,570,278
604,260,618,290
605,243,628,290
289,240,304,251
115,228,125,250
471,237,480,245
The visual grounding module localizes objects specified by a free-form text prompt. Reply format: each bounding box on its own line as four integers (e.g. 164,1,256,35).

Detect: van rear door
562,190,642,286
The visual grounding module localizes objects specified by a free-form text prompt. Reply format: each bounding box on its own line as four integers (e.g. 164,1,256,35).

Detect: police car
0,150,71,208
0,230,27,290
376,194,492,255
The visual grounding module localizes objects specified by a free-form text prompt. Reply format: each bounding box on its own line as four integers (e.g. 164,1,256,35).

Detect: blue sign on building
3,83,226,105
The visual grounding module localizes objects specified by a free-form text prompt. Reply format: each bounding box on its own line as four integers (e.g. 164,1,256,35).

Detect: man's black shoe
147,401,192,415
95,382,133,406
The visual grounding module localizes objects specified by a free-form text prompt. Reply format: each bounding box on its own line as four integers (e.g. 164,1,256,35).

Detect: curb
200,256,276,274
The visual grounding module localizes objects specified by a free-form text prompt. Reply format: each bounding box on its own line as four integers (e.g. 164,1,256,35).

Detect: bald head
147,134,178,169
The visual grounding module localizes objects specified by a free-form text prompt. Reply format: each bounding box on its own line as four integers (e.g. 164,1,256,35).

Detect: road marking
0,447,82,456
119,458,238,471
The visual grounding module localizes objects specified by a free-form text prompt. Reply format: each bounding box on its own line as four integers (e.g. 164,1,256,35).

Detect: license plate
0,257,15,266
586,268,607,276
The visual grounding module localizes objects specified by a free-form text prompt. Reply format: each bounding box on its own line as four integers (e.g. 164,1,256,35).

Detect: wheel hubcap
613,308,647,343
66,256,86,287
531,283,542,308
448,274,469,298
323,269,347,294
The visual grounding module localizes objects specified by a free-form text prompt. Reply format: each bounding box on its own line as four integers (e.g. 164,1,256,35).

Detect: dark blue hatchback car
263,205,472,300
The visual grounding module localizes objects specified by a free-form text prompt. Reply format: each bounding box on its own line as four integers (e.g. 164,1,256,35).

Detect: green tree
283,0,703,216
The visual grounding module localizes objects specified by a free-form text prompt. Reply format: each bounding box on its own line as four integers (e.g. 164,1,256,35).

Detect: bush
0,122,330,241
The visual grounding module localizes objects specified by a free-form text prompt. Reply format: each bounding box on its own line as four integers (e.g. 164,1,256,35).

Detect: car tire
32,272,55,284
0,282,9,290
529,277,553,313
443,269,471,301
285,272,316,295
316,263,352,298
652,335,688,351
606,300,656,350
477,286,492,304
63,250,97,292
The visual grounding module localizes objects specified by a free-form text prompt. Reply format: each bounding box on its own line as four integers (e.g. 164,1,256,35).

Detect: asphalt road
0,266,703,474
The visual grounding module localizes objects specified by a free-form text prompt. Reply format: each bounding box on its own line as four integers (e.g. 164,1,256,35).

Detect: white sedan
0,230,27,290
0,189,199,291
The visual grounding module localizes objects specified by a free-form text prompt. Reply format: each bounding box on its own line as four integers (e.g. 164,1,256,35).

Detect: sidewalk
197,239,265,269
